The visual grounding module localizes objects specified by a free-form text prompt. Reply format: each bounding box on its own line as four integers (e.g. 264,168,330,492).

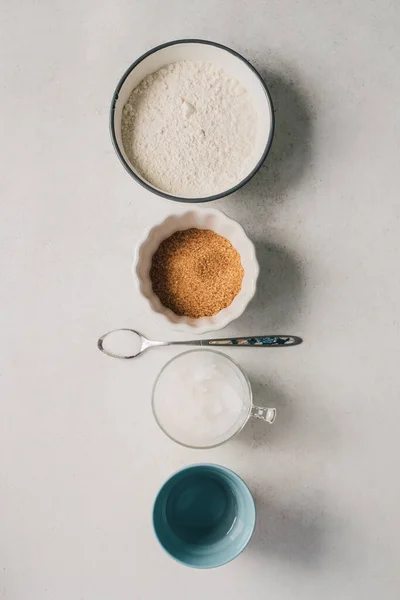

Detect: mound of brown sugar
150,228,244,318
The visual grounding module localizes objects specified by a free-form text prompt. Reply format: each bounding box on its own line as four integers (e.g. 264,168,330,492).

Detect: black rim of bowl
109,38,275,203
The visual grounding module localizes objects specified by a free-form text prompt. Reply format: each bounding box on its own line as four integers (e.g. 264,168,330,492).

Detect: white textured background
1,1,400,599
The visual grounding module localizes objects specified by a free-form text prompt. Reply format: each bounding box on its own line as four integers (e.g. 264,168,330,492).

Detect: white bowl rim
132,207,259,334
110,38,275,203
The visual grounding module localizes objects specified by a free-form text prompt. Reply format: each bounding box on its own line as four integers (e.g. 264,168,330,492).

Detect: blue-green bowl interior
153,464,256,568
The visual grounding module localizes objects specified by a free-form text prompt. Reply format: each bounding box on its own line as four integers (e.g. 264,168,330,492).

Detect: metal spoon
97,328,302,359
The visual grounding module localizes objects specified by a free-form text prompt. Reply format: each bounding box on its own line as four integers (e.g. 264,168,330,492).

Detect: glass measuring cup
152,349,276,449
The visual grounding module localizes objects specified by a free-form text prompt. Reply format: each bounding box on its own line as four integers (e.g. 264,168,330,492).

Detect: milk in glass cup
152,349,276,449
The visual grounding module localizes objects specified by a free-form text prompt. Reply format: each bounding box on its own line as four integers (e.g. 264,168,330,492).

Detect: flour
121,61,257,197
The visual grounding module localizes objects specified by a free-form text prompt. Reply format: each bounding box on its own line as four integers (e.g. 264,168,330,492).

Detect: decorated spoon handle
199,335,302,347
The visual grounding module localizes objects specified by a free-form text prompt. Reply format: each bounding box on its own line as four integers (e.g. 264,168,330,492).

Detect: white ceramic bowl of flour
133,207,259,334
110,39,274,202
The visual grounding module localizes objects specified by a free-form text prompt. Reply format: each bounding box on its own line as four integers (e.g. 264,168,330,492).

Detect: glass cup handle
251,406,276,423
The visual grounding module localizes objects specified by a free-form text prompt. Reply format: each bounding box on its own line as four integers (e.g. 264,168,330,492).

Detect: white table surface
1,1,400,598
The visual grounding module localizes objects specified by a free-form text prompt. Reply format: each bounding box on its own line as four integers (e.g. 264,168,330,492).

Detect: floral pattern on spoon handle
203,336,302,347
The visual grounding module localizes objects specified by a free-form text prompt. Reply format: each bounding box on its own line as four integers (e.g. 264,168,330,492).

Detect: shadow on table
248,492,325,568
236,68,314,205
218,68,313,332
234,239,305,332
234,376,337,454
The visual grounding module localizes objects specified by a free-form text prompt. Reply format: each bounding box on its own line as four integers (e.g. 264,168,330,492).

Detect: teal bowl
153,464,256,569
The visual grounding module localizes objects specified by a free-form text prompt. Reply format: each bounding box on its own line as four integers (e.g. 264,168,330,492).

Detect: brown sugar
150,228,244,319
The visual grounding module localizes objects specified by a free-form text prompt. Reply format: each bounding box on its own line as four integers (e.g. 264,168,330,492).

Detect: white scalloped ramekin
133,208,259,334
